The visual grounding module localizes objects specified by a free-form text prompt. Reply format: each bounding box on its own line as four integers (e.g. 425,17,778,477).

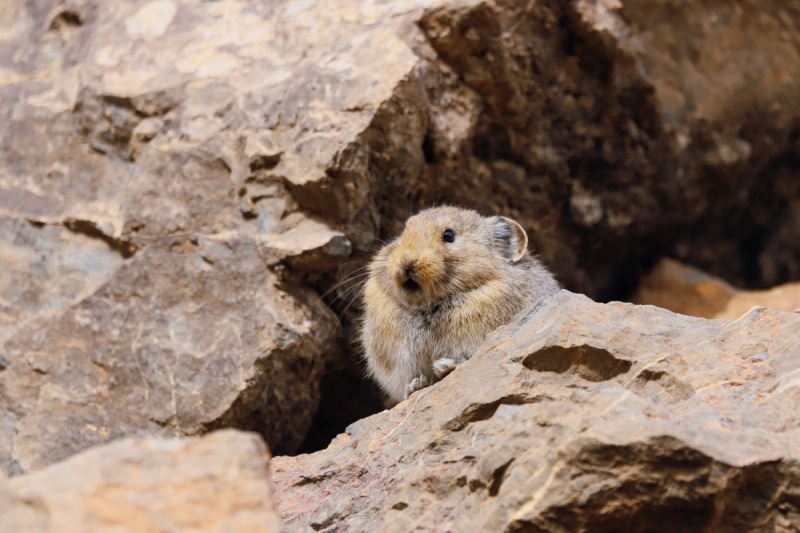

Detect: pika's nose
400,259,417,279
398,259,421,292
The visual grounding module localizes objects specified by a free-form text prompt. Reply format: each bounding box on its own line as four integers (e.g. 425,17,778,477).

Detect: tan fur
360,206,560,402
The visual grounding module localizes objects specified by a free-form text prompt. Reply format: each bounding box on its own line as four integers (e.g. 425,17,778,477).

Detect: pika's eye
442,229,455,243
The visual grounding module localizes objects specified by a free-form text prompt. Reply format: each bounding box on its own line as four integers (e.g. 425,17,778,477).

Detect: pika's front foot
404,375,430,400
432,357,458,379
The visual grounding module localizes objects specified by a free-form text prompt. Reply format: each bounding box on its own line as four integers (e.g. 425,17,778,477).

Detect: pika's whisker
307,259,372,282
316,270,371,302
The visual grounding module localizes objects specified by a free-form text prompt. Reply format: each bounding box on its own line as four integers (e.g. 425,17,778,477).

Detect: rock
633,258,800,319
0,430,282,533
0,237,335,474
1,0,352,471
718,283,800,320
409,0,800,296
630,258,740,318
279,0,800,446
259,215,352,273
272,291,800,531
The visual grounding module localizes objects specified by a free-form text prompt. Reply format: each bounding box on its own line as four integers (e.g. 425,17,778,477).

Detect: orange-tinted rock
0,430,282,533
717,283,800,320
633,258,800,319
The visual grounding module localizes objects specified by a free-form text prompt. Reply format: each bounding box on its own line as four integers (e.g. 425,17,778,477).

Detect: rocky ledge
273,291,800,532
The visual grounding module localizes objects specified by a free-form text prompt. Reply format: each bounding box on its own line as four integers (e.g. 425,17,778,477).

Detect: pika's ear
490,216,528,262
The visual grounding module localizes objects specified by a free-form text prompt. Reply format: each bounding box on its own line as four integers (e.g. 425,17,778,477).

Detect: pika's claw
404,375,430,399
432,357,458,379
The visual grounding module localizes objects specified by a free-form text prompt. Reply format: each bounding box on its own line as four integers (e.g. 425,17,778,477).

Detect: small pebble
0,355,8,371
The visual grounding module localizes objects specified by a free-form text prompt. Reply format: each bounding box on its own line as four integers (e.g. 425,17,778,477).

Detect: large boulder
273,291,800,531
0,237,334,472
0,430,282,532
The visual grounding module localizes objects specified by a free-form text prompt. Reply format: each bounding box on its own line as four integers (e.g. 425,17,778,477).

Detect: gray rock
0,0,360,470
1,238,335,473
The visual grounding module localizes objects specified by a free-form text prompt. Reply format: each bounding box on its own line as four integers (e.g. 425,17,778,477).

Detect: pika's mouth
402,278,421,292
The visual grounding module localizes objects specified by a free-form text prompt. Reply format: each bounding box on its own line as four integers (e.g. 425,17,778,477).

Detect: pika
360,206,559,403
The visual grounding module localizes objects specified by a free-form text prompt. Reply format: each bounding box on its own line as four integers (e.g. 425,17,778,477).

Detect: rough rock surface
1,0,353,471
633,258,800,319
0,430,282,533
372,0,800,296
273,291,800,532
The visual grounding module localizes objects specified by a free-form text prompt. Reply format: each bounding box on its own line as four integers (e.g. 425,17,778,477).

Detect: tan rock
273,291,800,531
631,258,739,318
0,430,282,533
259,215,352,272
632,258,800,319
717,283,800,320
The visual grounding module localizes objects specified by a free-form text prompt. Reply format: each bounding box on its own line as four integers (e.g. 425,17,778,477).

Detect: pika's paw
432,357,458,379
404,375,430,400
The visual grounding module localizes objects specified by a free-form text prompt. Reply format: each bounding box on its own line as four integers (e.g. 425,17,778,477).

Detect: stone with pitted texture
273,291,800,531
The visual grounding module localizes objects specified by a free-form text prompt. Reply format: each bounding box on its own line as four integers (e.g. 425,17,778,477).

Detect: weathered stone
1,0,361,470
259,215,352,272
0,236,334,473
0,430,282,533
283,0,800,448
401,0,800,296
3,0,800,294
633,258,800,320
719,283,800,320
273,291,800,531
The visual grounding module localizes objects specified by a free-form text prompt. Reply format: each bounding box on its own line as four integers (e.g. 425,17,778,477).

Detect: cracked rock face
273,291,800,531
0,430,282,533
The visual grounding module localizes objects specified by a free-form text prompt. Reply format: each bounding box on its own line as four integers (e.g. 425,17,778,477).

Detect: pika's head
372,206,529,309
